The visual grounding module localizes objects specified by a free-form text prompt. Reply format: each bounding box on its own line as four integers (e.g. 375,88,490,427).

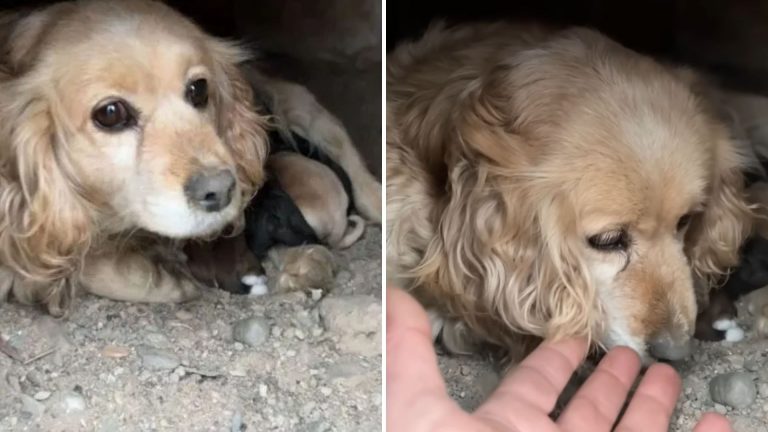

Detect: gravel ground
439,296,768,432
0,227,381,432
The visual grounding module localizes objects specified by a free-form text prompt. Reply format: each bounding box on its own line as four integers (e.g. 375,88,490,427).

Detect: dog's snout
184,169,236,212
649,336,692,361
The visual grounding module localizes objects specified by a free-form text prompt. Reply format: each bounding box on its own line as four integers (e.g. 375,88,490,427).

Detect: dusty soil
438,296,768,432
0,226,381,432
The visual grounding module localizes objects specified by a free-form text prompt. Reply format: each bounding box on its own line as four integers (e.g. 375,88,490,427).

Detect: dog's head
0,0,267,280
417,28,753,361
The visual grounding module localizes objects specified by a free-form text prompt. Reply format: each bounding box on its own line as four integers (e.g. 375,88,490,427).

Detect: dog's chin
138,196,242,239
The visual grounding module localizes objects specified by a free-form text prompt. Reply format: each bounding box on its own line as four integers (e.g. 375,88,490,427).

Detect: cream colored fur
387,22,754,361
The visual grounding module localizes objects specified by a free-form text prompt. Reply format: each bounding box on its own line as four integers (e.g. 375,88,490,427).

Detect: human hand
386,286,733,432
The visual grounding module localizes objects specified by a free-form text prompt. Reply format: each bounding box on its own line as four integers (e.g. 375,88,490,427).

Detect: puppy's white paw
725,326,745,342
712,318,736,331
241,274,268,297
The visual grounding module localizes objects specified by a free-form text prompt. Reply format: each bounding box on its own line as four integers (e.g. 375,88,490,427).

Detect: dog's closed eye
588,229,629,252
677,212,695,232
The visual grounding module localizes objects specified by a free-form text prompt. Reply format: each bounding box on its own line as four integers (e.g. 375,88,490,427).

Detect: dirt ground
0,226,381,432
439,297,768,432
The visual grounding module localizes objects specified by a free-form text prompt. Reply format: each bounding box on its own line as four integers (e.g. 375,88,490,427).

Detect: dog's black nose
184,169,236,212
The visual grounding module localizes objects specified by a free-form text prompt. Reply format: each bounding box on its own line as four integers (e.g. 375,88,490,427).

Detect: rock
728,354,745,369
231,411,244,432
20,394,45,417
744,356,761,372
233,317,270,347
709,372,757,409
101,345,130,359
136,345,180,370
318,295,381,356
713,403,728,415
33,391,51,401
758,382,768,397
49,391,87,416
175,310,193,321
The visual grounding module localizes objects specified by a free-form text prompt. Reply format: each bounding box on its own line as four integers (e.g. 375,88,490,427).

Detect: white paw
712,318,736,331
725,326,745,342
241,274,268,297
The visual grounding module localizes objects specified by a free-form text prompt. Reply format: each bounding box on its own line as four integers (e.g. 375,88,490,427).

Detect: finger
614,362,682,432
386,287,455,429
693,413,733,432
474,337,588,428
558,347,641,432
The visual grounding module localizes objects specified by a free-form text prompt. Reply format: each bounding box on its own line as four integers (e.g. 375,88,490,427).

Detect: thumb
386,287,453,429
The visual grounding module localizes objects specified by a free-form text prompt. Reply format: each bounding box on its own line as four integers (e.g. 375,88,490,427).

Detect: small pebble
233,317,270,347
50,391,87,415
136,345,180,371
319,387,332,396
727,354,745,369
710,372,756,409
744,357,761,372
258,384,268,398
33,391,51,401
231,411,244,432
20,395,44,417
310,289,323,301
714,403,728,415
100,345,130,359
175,310,193,321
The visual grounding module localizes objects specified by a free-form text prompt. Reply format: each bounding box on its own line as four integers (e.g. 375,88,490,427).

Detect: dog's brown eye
186,78,208,108
588,229,629,252
92,100,135,131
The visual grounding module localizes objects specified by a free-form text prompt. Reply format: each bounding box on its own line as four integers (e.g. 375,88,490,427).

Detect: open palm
387,287,732,432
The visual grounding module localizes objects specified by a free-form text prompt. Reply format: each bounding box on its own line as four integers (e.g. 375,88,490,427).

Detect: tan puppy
387,22,753,362
269,152,364,249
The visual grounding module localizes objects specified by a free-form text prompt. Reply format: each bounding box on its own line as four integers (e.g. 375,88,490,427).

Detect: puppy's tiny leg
426,308,444,342
241,274,268,296
335,214,366,249
440,319,480,355
80,252,201,303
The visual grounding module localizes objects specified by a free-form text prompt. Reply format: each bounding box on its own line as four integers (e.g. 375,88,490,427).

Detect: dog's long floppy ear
671,68,755,303
1,3,74,73
207,40,269,204
0,77,94,291
410,71,598,348
687,131,754,292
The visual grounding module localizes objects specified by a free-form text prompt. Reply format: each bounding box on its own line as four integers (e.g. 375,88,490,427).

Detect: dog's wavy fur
0,0,267,315
387,23,754,361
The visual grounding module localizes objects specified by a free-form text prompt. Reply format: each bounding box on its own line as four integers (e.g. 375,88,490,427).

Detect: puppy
387,22,753,363
187,131,364,295
253,152,364,250
0,0,268,315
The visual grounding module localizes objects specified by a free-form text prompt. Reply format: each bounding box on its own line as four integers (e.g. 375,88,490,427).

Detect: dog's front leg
79,251,201,303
